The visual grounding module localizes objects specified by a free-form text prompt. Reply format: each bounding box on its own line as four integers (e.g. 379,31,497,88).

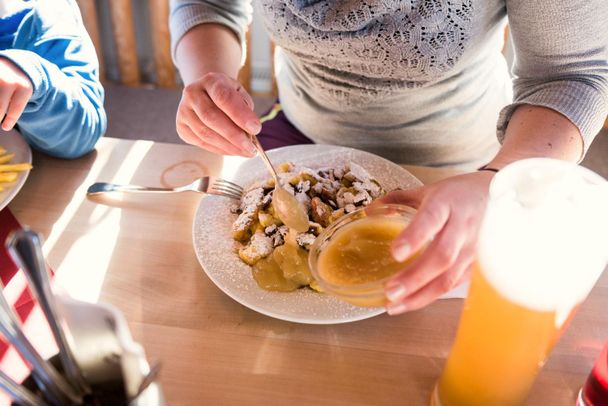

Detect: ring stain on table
160,161,208,188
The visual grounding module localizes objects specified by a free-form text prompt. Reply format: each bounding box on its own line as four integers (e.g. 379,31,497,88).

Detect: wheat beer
433,158,608,406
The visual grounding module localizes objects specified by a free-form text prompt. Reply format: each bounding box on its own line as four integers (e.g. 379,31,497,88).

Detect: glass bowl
308,204,418,307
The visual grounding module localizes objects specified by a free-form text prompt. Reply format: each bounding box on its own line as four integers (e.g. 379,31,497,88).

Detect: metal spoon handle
248,134,280,185
130,361,162,402
0,290,80,405
7,229,91,397
0,369,47,406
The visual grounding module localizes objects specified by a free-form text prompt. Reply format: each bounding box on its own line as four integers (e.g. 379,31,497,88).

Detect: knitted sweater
170,0,608,168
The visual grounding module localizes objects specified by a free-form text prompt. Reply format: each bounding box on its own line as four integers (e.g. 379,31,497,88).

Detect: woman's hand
374,171,496,314
0,58,33,131
176,72,261,156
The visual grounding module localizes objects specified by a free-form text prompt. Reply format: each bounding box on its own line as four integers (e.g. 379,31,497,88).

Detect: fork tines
211,179,243,200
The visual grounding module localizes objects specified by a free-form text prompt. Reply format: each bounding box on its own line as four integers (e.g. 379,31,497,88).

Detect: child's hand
0,58,33,131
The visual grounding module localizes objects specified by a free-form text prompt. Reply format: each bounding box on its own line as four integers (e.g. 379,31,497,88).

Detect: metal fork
86,176,243,200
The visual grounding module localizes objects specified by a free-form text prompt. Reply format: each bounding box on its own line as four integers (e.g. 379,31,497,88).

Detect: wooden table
7,137,607,405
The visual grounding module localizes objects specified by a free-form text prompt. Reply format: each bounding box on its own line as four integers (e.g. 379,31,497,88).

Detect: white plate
193,145,423,324
0,131,32,211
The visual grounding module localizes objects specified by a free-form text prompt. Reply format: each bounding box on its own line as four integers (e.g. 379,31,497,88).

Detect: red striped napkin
0,208,36,315
0,207,56,398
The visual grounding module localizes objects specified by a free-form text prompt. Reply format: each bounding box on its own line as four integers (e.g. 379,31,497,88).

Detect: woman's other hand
374,171,496,314
0,58,33,131
173,22,260,157
176,71,260,156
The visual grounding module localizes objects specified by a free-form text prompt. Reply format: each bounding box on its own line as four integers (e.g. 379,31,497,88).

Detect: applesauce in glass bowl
309,204,420,307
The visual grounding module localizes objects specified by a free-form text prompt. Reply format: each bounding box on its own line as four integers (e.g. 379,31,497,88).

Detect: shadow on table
84,145,229,401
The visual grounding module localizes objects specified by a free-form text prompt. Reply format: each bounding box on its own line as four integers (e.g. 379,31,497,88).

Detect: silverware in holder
1,229,165,406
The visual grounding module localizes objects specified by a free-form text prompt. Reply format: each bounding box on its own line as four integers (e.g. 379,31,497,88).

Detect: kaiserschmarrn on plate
231,161,385,292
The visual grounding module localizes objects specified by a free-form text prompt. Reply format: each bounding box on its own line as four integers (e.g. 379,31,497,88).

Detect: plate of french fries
0,131,32,211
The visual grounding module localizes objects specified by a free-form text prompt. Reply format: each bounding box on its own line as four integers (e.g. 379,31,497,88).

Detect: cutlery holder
15,298,164,406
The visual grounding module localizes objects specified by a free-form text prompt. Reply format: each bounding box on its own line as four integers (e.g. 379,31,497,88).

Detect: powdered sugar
232,187,264,235
239,233,273,265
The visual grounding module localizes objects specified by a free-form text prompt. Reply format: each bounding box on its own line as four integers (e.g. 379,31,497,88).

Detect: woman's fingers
373,188,433,260
177,121,234,156
385,214,466,303
179,108,248,155
177,72,260,156
204,73,260,134
374,172,494,315
390,197,449,263
187,86,256,156
235,84,255,111
386,256,473,315
375,187,424,209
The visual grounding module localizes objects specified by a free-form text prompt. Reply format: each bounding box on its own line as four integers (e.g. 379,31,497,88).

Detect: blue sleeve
0,6,106,159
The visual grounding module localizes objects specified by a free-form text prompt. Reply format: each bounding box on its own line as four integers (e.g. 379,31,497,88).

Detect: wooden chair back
75,0,274,95
77,0,175,88
77,0,177,88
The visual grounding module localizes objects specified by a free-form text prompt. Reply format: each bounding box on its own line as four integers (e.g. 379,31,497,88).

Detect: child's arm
0,6,106,159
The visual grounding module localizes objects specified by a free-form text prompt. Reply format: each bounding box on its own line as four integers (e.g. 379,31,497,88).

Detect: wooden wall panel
76,0,105,80
149,0,176,88
502,25,509,56
270,42,277,97
108,0,141,86
237,28,252,94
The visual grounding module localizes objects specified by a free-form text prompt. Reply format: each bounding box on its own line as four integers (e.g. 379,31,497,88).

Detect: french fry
0,144,32,194
0,163,32,172
0,172,18,183
0,153,15,164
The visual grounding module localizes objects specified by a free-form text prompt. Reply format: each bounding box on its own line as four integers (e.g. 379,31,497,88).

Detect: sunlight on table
48,142,153,303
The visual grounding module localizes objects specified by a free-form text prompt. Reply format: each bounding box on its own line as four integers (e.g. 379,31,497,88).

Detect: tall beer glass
432,158,608,406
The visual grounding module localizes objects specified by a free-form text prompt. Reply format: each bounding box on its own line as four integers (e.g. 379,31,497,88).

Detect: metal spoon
7,229,91,397
0,369,47,406
248,133,282,190
248,134,309,232
0,287,81,405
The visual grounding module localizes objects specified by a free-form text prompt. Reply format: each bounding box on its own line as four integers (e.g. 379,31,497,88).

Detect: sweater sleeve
169,0,252,63
0,2,106,159
498,0,608,154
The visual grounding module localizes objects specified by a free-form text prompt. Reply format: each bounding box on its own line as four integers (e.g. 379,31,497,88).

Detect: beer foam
477,158,608,327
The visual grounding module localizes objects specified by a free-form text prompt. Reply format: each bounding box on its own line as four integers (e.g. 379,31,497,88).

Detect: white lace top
170,0,608,168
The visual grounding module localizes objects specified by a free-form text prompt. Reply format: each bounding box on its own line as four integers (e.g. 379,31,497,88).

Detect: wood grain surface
238,28,252,94
108,0,140,86
149,0,176,88
9,138,607,406
76,0,105,80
